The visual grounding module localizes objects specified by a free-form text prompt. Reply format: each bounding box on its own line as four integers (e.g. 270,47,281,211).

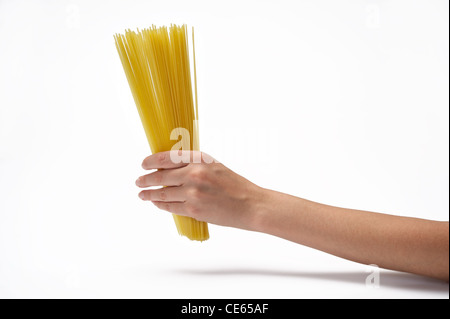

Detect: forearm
252,188,449,281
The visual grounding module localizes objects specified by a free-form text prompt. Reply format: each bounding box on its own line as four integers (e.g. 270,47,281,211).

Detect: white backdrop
0,0,448,298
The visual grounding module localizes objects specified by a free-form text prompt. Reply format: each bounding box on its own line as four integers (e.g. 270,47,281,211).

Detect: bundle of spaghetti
114,24,209,241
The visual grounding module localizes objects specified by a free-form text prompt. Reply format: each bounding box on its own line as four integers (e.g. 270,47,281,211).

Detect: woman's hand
135,151,265,231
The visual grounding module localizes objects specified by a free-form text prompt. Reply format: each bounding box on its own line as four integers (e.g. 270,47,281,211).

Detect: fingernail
135,177,141,186
139,192,145,200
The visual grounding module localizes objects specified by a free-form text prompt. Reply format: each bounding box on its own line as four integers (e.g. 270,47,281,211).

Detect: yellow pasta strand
114,24,209,241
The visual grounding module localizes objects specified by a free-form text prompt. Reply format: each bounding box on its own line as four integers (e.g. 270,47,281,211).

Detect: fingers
141,151,190,170
138,151,218,219
139,186,186,202
150,201,187,216
136,167,185,187
142,151,218,170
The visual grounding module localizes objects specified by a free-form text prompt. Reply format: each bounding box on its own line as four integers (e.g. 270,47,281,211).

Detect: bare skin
136,151,449,282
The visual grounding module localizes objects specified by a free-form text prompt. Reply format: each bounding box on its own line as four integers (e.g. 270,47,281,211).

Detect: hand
135,151,265,231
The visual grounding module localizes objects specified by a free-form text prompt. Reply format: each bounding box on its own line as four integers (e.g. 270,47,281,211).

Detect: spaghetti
114,24,209,241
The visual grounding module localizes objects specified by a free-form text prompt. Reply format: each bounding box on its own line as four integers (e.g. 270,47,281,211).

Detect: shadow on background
175,267,448,294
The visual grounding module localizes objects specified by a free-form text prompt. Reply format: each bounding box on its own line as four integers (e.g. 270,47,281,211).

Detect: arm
256,190,449,281
136,151,449,282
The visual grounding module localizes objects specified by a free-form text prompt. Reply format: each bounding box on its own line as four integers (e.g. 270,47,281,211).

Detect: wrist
246,186,276,233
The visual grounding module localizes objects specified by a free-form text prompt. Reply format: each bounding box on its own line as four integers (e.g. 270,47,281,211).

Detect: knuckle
159,188,167,200
188,187,202,200
141,174,150,185
189,165,206,181
158,152,167,165
154,171,163,184
152,191,159,201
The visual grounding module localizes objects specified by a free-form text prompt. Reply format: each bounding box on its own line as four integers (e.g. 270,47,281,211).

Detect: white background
0,0,448,298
